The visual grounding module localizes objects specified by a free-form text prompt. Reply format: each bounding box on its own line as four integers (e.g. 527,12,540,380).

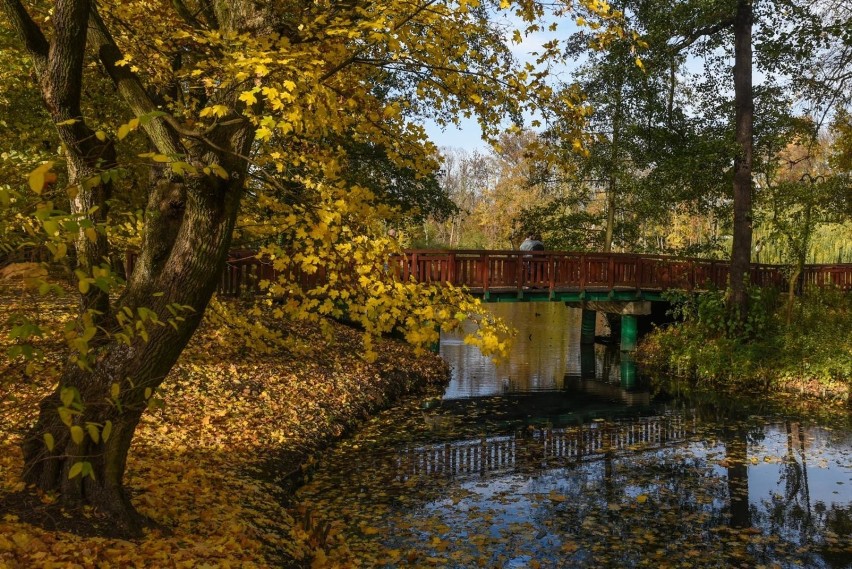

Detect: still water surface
297,303,852,568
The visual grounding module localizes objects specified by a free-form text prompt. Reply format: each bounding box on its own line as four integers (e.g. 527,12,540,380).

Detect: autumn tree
0,0,625,534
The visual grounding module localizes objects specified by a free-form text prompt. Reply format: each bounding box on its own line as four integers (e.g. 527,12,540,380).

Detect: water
296,303,852,568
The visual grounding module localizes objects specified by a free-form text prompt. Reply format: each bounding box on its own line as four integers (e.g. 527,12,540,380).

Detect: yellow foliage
0,293,451,567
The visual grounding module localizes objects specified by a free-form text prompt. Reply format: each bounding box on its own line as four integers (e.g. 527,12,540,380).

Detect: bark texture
729,0,754,319
2,0,259,535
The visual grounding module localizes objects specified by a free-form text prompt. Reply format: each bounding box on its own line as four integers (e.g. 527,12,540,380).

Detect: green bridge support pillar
620,314,638,352
580,343,596,379
620,353,637,389
581,309,597,345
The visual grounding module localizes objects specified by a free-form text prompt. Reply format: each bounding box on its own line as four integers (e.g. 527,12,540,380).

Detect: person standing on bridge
519,234,544,252
519,234,545,287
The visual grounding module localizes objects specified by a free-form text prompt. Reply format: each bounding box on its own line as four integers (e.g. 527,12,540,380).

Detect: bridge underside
471,289,667,304
466,288,667,353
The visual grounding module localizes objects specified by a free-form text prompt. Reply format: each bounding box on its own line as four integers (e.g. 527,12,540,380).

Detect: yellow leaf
85,227,98,243
70,425,85,445
86,424,100,444
102,420,112,443
95,130,107,142
28,162,54,194
111,383,120,399
60,387,75,407
239,90,258,105
117,124,131,140
209,163,229,179
151,154,170,163
58,407,73,427
636,494,648,504
53,242,67,260
79,279,90,294
43,433,55,451
43,219,60,236
68,462,83,479
171,161,197,176
548,491,566,502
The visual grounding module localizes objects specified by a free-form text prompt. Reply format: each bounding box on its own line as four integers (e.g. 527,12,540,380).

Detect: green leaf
81,461,95,480
102,420,113,443
43,219,60,237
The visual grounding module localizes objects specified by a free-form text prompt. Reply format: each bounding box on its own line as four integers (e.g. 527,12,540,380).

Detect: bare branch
668,17,735,53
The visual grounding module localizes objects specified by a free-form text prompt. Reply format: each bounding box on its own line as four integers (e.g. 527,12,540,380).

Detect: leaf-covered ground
0,290,449,567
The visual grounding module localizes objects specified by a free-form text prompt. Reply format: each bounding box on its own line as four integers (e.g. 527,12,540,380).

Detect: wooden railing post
607,255,615,290
516,251,523,291
549,253,555,292
483,253,489,293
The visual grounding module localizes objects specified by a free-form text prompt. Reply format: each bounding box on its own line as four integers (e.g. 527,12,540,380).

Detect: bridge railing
402,250,812,293
122,249,851,296
397,414,695,480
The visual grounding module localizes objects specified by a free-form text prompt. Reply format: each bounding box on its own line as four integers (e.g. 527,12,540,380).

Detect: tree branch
0,0,49,71
668,17,735,53
320,0,441,83
87,6,183,156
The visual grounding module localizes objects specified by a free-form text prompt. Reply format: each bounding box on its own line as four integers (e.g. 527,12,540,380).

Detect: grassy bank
639,287,851,404
0,293,449,567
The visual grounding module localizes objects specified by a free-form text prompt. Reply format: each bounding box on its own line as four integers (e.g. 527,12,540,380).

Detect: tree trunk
21,120,251,533
604,78,624,253
4,0,262,537
728,0,754,319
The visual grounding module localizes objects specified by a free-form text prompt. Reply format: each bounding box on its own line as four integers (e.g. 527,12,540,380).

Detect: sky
423,11,584,153
425,117,489,153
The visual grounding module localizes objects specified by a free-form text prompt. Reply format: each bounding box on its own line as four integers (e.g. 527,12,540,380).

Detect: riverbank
637,288,851,405
0,294,449,567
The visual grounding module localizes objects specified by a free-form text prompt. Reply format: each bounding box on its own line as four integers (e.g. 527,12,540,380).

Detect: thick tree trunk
21,162,246,535
728,0,754,319
5,0,261,537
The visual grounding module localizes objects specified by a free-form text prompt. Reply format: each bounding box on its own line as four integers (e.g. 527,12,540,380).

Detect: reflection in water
441,303,637,399
297,303,852,568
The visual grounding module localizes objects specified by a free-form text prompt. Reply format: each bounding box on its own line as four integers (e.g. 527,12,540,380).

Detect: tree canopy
0,0,627,534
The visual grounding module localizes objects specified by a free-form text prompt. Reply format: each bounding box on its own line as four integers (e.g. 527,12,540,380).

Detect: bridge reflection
397,413,694,481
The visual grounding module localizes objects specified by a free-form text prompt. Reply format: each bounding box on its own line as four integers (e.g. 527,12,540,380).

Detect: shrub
640,286,850,397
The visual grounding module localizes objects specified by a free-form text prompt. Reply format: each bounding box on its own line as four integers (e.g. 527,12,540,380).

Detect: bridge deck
124,249,852,298
399,250,852,296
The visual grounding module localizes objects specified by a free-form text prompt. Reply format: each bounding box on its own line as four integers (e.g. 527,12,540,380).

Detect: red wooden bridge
199,249,852,298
